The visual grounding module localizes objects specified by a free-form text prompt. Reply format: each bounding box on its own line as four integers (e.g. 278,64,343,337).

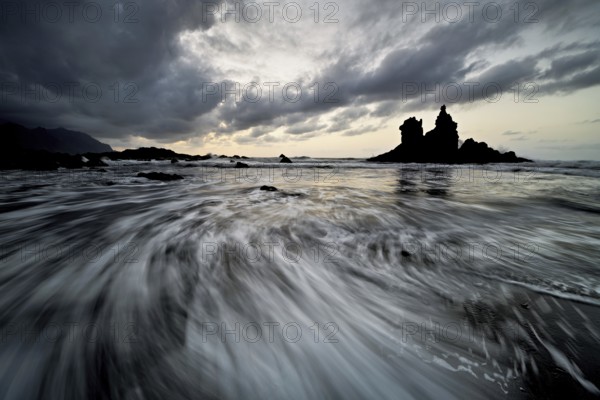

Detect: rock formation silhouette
368,105,530,163
280,155,293,163
137,172,184,181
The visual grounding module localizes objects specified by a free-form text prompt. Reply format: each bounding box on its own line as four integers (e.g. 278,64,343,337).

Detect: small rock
260,185,278,192
280,156,292,163
171,158,179,164
137,172,184,181
84,157,109,168
235,162,249,168
520,302,530,309
401,250,411,257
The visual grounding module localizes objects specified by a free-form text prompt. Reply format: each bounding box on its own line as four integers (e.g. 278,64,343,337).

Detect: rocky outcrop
0,150,111,170
368,105,530,164
235,162,249,168
424,105,459,162
279,154,292,163
115,147,211,161
0,144,212,170
137,172,184,181
457,138,526,163
0,121,113,170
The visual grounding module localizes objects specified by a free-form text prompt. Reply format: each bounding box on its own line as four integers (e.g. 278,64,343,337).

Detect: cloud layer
1,0,599,148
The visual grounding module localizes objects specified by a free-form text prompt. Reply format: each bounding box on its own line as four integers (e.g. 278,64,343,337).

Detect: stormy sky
1,0,599,159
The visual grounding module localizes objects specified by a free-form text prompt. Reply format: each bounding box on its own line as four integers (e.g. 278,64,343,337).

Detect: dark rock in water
280,156,292,164
233,155,241,159
458,138,528,163
368,105,531,164
400,117,424,150
171,158,179,164
97,147,212,162
260,185,278,192
0,130,212,170
137,172,184,181
117,147,180,160
0,149,91,170
401,250,411,257
241,156,249,159
235,162,249,168
85,157,108,168
279,154,286,158
218,155,228,158
425,104,459,162
190,154,212,161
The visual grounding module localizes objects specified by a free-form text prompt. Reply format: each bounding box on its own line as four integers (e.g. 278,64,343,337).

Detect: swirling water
1,159,600,399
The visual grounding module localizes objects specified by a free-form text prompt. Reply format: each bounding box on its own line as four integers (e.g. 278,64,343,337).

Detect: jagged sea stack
423,105,459,162
368,105,530,163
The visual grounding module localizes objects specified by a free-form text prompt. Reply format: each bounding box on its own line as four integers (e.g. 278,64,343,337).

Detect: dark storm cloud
286,119,327,135
369,101,400,118
540,52,599,80
210,79,351,136
1,0,600,143
531,0,600,32
0,0,223,139
314,0,600,115
541,64,600,95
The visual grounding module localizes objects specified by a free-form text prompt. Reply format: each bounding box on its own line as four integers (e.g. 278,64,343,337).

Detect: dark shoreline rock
368,105,531,164
137,172,184,181
0,145,214,171
235,162,249,168
260,185,278,192
113,147,212,161
0,150,95,170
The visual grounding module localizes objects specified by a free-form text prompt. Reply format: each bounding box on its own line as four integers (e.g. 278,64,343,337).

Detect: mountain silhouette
1,122,112,154
368,105,531,163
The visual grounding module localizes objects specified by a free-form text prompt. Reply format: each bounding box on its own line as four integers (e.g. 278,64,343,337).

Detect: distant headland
368,105,531,163
0,121,294,171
